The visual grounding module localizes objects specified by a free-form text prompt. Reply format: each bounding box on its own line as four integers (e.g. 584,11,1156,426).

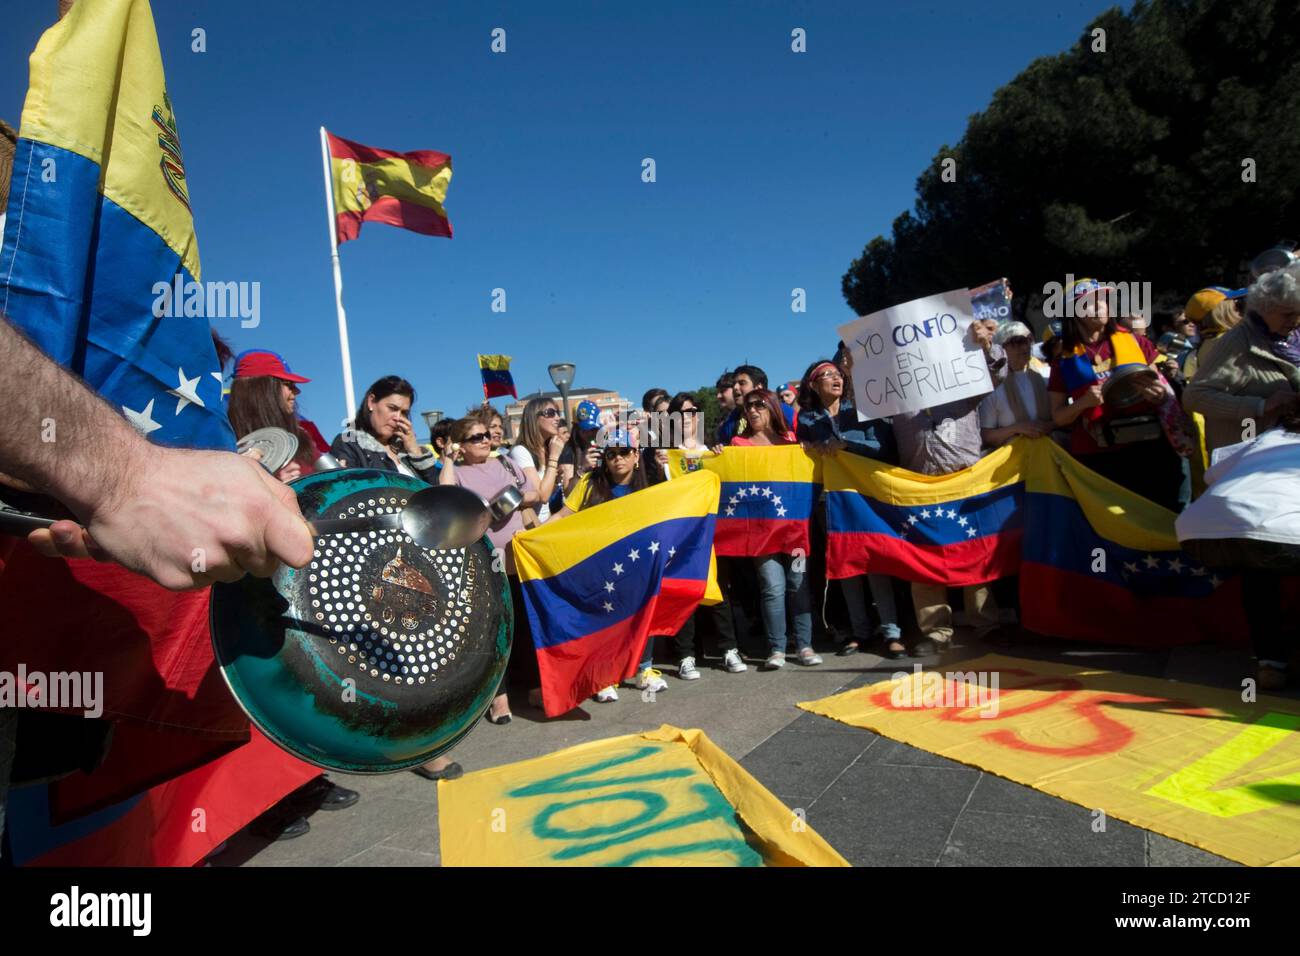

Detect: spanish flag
325,130,453,243
512,473,722,717
478,353,517,400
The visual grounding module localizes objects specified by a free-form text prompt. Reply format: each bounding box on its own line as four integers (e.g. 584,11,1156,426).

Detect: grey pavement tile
739,727,875,797
785,711,872,735
939,808,1146,867
245,794,435,867
809,762,980,863
965,770,1110,821
1146,833,1238,867
856,735,964,769
338,845,438,867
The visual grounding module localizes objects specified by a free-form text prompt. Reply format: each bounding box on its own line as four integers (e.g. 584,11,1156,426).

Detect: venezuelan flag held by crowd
0,0,319,866
818,437,1245,646
666,446,816,558
513,472,723,717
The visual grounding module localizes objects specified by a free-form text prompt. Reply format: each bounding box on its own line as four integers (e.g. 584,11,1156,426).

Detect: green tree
843,0,1300,319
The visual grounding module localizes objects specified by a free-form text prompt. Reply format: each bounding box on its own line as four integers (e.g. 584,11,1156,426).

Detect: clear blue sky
3,0,1123,434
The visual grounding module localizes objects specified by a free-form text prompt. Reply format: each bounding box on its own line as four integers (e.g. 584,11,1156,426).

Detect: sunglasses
744,401,769,412
539,407,561,418
680,407,699,414
463,432,491,444
603,447,635,458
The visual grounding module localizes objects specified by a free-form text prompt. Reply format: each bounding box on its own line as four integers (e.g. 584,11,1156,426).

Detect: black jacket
329,429,439,484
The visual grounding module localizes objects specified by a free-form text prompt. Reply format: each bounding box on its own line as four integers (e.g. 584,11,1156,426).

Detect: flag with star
0,0,234,452
822,444,1025,585
667,446,816,557
512,471,723,718
0,0,310,866
1017,437,1246,648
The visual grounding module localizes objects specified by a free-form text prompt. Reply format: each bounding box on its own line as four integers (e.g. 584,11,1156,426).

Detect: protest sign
970,277,1012,324
836,288,994,419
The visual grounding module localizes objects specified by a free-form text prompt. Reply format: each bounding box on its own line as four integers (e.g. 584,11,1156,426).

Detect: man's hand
28,447,315,590
970,320,995,353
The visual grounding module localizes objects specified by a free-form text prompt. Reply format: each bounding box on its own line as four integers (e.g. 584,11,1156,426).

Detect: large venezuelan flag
0,0,233,451
1018,438,1247,647
667,446,816,557
823,446,1025,585
0,0,319,863
513,473,722,718
326,130,453,243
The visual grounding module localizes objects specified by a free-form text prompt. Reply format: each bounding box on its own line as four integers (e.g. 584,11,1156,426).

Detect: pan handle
307,511,404,537
0,509,60,536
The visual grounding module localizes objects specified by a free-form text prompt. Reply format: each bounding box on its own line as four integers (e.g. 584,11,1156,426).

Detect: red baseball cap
233,349,310,383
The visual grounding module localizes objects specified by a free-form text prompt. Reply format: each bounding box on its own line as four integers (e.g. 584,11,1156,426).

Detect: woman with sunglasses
508,397,567,524
439,417,544,724
796,358,906,659
227,350,330,482
730,388,820,669
555,430,670,701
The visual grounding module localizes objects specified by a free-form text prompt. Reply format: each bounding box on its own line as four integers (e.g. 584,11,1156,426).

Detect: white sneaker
634,667,668,693
595,685,619,702
722,648,748,673
677,657,701,680
763,652,786,670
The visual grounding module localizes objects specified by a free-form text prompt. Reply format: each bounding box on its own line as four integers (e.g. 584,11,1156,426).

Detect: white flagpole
320,126,358,423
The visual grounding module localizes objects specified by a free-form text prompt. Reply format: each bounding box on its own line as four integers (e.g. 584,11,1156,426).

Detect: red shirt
1048,334,1161,455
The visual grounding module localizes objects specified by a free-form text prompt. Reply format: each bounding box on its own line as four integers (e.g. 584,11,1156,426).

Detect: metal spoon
0,484,521,552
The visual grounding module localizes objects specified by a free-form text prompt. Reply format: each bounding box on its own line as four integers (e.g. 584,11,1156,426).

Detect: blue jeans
841,574,902,641
754,555,811,653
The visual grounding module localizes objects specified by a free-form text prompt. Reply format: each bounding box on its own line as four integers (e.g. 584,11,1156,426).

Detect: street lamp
420,409,444,443
548,363,576,422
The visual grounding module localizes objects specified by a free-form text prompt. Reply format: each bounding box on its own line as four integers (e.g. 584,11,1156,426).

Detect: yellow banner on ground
439,725,848,866
801,655,1300,866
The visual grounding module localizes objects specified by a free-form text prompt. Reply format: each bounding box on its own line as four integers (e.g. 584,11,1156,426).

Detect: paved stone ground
211,626,1293,867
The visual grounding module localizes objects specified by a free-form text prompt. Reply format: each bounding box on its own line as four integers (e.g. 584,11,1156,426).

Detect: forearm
1052,398,1090,429
536,459,560,501
0,316,149,517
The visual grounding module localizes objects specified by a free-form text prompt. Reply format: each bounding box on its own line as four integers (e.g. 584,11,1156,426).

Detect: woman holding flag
555,429,671,700
659,393,748,679
731,389,820,669
796,358,906,660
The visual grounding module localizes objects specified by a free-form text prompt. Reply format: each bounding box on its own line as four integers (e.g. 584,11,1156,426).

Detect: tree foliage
842,0,1300,319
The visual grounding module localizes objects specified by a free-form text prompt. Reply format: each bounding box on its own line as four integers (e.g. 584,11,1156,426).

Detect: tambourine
210,468,512,773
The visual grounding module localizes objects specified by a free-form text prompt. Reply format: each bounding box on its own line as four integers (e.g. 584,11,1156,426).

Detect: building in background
504,387,631,440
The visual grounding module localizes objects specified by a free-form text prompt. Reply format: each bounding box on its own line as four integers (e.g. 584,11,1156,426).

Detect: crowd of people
7,259,1298,850
219,262,1300,743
